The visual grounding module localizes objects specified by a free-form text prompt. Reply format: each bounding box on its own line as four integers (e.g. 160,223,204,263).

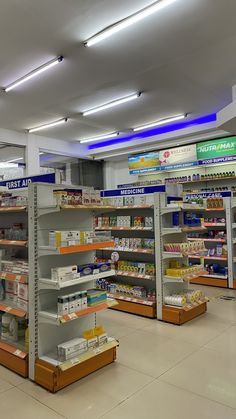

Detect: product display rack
0,203,29,377
155,194,208,325
96,205,156,318
185,196,234,289
28,183,118,392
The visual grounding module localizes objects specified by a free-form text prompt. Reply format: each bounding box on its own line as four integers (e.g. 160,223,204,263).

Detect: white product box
5,281,18,295
57,296,69,316
68,293,76,314
98,333,108,346
82,188,91,205
17,297,28,311
116,197,124,207
18,283,28,301
49,231,81,247
87,336,98,350
6,292,18,304
81,291,87,310
51,265,79,283
74,292,82,311
134,196,146,206
57,337,88,361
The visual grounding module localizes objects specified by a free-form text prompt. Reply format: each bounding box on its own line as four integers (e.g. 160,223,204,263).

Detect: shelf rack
28,183,119,392
95,200,157,318
0,195,29,377
154,194,208,325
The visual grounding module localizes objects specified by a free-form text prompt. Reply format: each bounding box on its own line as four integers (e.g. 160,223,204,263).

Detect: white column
25,134,40,176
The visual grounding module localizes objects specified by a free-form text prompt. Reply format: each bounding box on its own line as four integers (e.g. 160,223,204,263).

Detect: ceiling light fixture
6,157,24,163
28,118,68,133
133,114,187,132
80,132,119,144
83,93,141,116
0,162,19,168
84,0,177,47
4,56,63,92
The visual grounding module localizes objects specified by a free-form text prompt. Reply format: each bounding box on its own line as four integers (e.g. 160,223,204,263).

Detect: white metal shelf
39,270,115,290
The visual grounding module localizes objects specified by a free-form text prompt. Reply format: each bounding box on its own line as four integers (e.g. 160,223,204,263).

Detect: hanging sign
159,144,197,168
102,185,165,197
0,173,56,190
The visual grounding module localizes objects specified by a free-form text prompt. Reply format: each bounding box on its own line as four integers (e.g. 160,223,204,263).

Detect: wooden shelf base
0,343,28,377
190,276,228,288
110,298,156,318
35,346,117,393
162,301,207,325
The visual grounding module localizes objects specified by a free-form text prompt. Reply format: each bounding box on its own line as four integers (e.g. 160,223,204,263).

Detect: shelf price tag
13,349,23,357
5,306,12,313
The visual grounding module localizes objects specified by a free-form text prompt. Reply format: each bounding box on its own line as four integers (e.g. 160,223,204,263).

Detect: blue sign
129,161,198,175
102,185,166,197
199,155,236,165
185,191,231,199
0,173,56,190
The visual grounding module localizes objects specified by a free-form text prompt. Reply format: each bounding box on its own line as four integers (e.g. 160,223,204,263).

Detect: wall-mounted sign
0,173,56,190
185,191,231,199
197,136,236,165
128,152,160,174
159,144,197,167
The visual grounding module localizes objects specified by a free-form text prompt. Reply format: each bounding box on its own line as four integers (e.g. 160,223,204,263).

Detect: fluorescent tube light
6,158,24,163
80,132,119,144
28,118,68,133
133,114,186,132
83,93,141,116
0,162,19,168
4,56,63,92
84,0,177,47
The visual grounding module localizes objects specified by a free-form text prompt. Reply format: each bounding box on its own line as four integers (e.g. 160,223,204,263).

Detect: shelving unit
28,183,118,392
0,196,29,377
96,201,157,318
155,194,208,325
185,196,233,289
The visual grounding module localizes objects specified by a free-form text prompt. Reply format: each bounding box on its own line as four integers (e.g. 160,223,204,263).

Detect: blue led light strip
88,113,217,150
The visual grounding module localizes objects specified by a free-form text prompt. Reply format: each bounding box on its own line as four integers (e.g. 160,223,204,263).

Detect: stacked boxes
51,262,111,285
53,188,101,206
57,291,88,316
117,260,155,276
95,216,153,229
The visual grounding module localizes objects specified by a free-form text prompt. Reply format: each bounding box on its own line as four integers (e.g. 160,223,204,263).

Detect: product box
57,337,88,361
145,217,153,228
5,281,18,296
81,291,88,309
82,188,92,205
86,336,98,350
18,283,28,301
78,264,94,277
95,262,111,273
134,196,146,206
51,265,79,283
6,292,18,304
58,296,69,316
17,297,28,311
49,231,81,247
98,333,108,346
80,231,95,244
115,197,124,207
65,189,83,206
87,289,107,306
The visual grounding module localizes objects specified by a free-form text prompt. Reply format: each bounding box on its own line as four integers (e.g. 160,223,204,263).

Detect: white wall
103,159,138,189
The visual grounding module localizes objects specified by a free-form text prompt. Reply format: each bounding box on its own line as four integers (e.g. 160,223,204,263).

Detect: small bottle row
96,278,156,301
57,289,107,316
95,216,153,229
164,289,205,307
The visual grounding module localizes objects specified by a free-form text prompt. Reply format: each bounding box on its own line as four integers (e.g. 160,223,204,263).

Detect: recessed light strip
133,114,187,132
83,93,141,116
80,132,119,144
84,0,177,47
28,118,68,133
4,56,63,92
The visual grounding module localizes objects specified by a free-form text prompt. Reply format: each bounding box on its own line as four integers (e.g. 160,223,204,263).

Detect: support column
25,134,40,176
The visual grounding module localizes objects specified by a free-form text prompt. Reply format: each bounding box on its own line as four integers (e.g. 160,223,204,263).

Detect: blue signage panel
0,173,56,190
185,191,231,199
102,185,166,197
199,155,236,165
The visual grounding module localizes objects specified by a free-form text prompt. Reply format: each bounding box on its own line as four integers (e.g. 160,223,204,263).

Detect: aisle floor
0,285,236,419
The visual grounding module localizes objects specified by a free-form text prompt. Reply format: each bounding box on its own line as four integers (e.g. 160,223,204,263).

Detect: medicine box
51,265,79,283
49,231,81,247
57,337,88,361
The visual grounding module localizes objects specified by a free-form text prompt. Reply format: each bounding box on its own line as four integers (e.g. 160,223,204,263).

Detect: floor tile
144,311,230,346
0,387,64,418
160,348,236,409
205,324,236,355
101,380,236,419
0,365,26,386
19,363,153,419
118,329,199,377
97,309,152,330
0,376,13,394
96,311,138,339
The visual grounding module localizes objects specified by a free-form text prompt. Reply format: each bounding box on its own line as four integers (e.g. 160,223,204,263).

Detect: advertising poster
197,136,236,165
128,152,160,174
159,144,197,170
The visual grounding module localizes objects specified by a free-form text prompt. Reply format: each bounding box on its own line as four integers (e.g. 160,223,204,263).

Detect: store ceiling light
0,162,18,168
80,132,119,144
4,56,63,92
83,93,141,116
6,157,24,163
133,114,187,132
84,0,177,47
28,118,68,133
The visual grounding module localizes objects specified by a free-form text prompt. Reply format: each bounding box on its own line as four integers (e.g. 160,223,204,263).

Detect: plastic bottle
172,212,180,226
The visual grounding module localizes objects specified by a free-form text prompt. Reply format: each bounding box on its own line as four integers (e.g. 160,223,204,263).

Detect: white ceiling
0,0,236,145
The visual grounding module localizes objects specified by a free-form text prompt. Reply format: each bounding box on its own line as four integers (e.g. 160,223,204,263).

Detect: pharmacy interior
0,133,235,391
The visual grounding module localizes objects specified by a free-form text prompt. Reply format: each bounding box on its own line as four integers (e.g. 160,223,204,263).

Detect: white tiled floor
1,285,236,418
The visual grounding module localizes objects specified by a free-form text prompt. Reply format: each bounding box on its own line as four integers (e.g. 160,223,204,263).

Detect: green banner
197,136,236,160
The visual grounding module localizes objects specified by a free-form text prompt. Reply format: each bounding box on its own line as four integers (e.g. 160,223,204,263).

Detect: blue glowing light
88,113,217,150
